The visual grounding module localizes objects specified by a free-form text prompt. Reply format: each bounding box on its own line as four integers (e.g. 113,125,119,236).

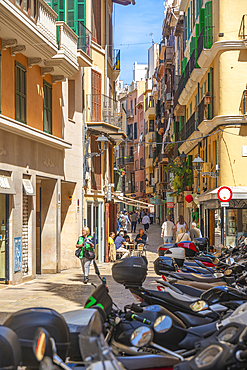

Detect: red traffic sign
217,186,233,202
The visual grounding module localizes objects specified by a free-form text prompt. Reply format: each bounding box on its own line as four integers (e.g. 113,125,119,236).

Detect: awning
23,179,35,196
112,0,132,4
197,186,247,203
0,176,16,195
113,193,152,208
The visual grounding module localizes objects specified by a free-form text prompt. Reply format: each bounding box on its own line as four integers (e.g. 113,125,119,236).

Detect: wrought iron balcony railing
86,94,122,128
178,112,196,146
67,20,92,58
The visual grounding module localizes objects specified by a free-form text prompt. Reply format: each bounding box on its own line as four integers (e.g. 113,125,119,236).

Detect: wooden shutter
205,1,212,49
91,135,101,190
184,15,187,47
92,0,101,45
67,0,75,30
91,70,101,122
108,11,112,60
199,7,205,34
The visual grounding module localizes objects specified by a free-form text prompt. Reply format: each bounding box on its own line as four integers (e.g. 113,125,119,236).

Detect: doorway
0,194,9,282
86,201,104,262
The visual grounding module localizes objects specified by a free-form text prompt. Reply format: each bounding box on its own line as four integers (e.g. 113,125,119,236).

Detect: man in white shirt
161,215,175,243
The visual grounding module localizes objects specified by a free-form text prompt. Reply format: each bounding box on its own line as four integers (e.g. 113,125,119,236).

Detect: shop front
198,187,247,247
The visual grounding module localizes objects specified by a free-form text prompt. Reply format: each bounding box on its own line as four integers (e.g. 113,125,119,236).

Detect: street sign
167,202,174,208
217,186,232,202
221,202,229,207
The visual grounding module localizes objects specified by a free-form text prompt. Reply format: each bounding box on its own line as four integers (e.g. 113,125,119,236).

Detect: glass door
0,194,7,281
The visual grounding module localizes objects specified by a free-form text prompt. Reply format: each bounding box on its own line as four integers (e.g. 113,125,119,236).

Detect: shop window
15,62,26,124
43,80,52,134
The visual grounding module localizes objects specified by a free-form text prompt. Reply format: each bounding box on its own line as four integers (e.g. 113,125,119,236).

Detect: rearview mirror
226,257,234,266
130,326,153,347
190,300,209,312
224,269,232,276
33,328,52,362
154,315,172,333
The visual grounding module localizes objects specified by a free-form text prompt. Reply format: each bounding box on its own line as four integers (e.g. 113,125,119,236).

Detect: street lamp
96,134,109,154
193,154,204,193
179,151,187,161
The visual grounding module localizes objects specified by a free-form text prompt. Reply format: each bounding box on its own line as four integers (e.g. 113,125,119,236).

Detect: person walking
138,211,142,224
150,211,154,225
176,227,191,243
142,213,151,232
108,232,116,262
130,211,138,233
189,222,202,241
123,211,131,231
114,231,130,258
161,215,175,243
174,215,188,240
76,227,94,284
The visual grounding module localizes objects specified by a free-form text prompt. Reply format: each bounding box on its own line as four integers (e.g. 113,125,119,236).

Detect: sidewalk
0,224,163,324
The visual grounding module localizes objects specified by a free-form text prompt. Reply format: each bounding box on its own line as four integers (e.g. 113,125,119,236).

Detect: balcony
86,94,123,134
157,59,165,77
127,109,134,119
179,112,196,145
45,22,79,77
165,92,173,109
67,21,92,68
197,97,215,135
0,0,58,59
164,46,174,69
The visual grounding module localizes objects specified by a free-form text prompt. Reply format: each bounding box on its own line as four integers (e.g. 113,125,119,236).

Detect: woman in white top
174,215,188,239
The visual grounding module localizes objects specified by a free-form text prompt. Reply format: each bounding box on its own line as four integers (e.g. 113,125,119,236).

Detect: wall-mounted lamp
193,154,219,178
85,133,109,160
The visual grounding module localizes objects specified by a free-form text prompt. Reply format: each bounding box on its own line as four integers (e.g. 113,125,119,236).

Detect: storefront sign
150,198,156,204
167,202,174,208
221,202,229,207
23,179,35,196
217,186,232,202
14,237,22,273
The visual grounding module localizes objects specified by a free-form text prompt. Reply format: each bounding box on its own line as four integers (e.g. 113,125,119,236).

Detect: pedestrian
108,232,116,262
161,215,175,243
76,227,94,284
114,231,130,259
130,211,138,233
138,211,142,224
176,227,191,243
123,211,131,231
135,228,148,245
150,211,154,225
142,213,150,232
141,210,145,219
189,222,202,241
174,215,189,240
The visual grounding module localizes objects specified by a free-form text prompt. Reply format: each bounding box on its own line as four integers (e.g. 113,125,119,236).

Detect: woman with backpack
76,227,95,284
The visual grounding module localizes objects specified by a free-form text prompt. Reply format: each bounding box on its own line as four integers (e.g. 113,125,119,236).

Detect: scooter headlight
195,345,223,368
217,326,238,343
130,326,153,348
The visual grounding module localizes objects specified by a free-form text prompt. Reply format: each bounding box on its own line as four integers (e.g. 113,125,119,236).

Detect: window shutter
192,0,195,28
188,7,190,38
205,1,212,49
184,14,187,47
199,7,205,34
67,0,75,30
92,0,101,45
91,135,101,190
190,37,195,57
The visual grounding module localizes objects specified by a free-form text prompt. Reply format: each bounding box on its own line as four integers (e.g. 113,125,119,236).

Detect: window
68,79,75,120
204,81,206,94
140,158,144,170
130,146,134,157
140,181,144,192
135,98,136,115
128,124,133,140
131,99,133,115
134,122,137,140
135,181,139,193
135,160,138,171
91,135,101,190
186,107,188,121
200,86,203,101
43,80,52,134
92,0,101,45
149,119,154,132
16,0,37,19
15,61,26,124
190,102,192,117
91,70,101,121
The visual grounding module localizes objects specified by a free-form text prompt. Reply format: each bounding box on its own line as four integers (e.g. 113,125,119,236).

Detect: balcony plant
167,158,193,195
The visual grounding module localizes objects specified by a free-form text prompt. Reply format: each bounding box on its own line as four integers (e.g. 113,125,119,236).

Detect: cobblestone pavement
0,224,163,324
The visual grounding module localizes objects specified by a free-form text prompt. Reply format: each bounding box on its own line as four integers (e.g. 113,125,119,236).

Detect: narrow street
0,224,162,324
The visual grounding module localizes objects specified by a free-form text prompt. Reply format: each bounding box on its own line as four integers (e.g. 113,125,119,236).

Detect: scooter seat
173,283,205,297
178,321,217,350
117,354,180,369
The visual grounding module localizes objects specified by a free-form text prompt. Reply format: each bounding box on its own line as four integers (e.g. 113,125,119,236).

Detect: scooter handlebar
125,312,151,325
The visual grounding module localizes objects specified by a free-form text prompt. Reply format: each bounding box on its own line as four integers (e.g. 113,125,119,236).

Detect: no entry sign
217,186,233,202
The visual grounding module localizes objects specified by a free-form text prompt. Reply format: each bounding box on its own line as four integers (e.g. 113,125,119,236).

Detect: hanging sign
217,186,232,202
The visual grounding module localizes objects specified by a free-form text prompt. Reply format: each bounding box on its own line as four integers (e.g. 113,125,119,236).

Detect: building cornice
0,114,72,150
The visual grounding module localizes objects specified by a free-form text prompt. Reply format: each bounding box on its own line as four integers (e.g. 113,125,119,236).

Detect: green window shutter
187,155,193,167
205,0,212,49
43,80,52,134
58,0,65,21
190,37,196,56
15,61,26,124
184,14,187,47
188,7,190,39
192,0,195,27
199,7,205,34
67,0,75,30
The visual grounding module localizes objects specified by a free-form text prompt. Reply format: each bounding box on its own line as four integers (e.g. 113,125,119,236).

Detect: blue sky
113,0,165,85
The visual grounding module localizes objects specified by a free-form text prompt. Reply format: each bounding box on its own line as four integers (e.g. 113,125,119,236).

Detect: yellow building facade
175,0,247,246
